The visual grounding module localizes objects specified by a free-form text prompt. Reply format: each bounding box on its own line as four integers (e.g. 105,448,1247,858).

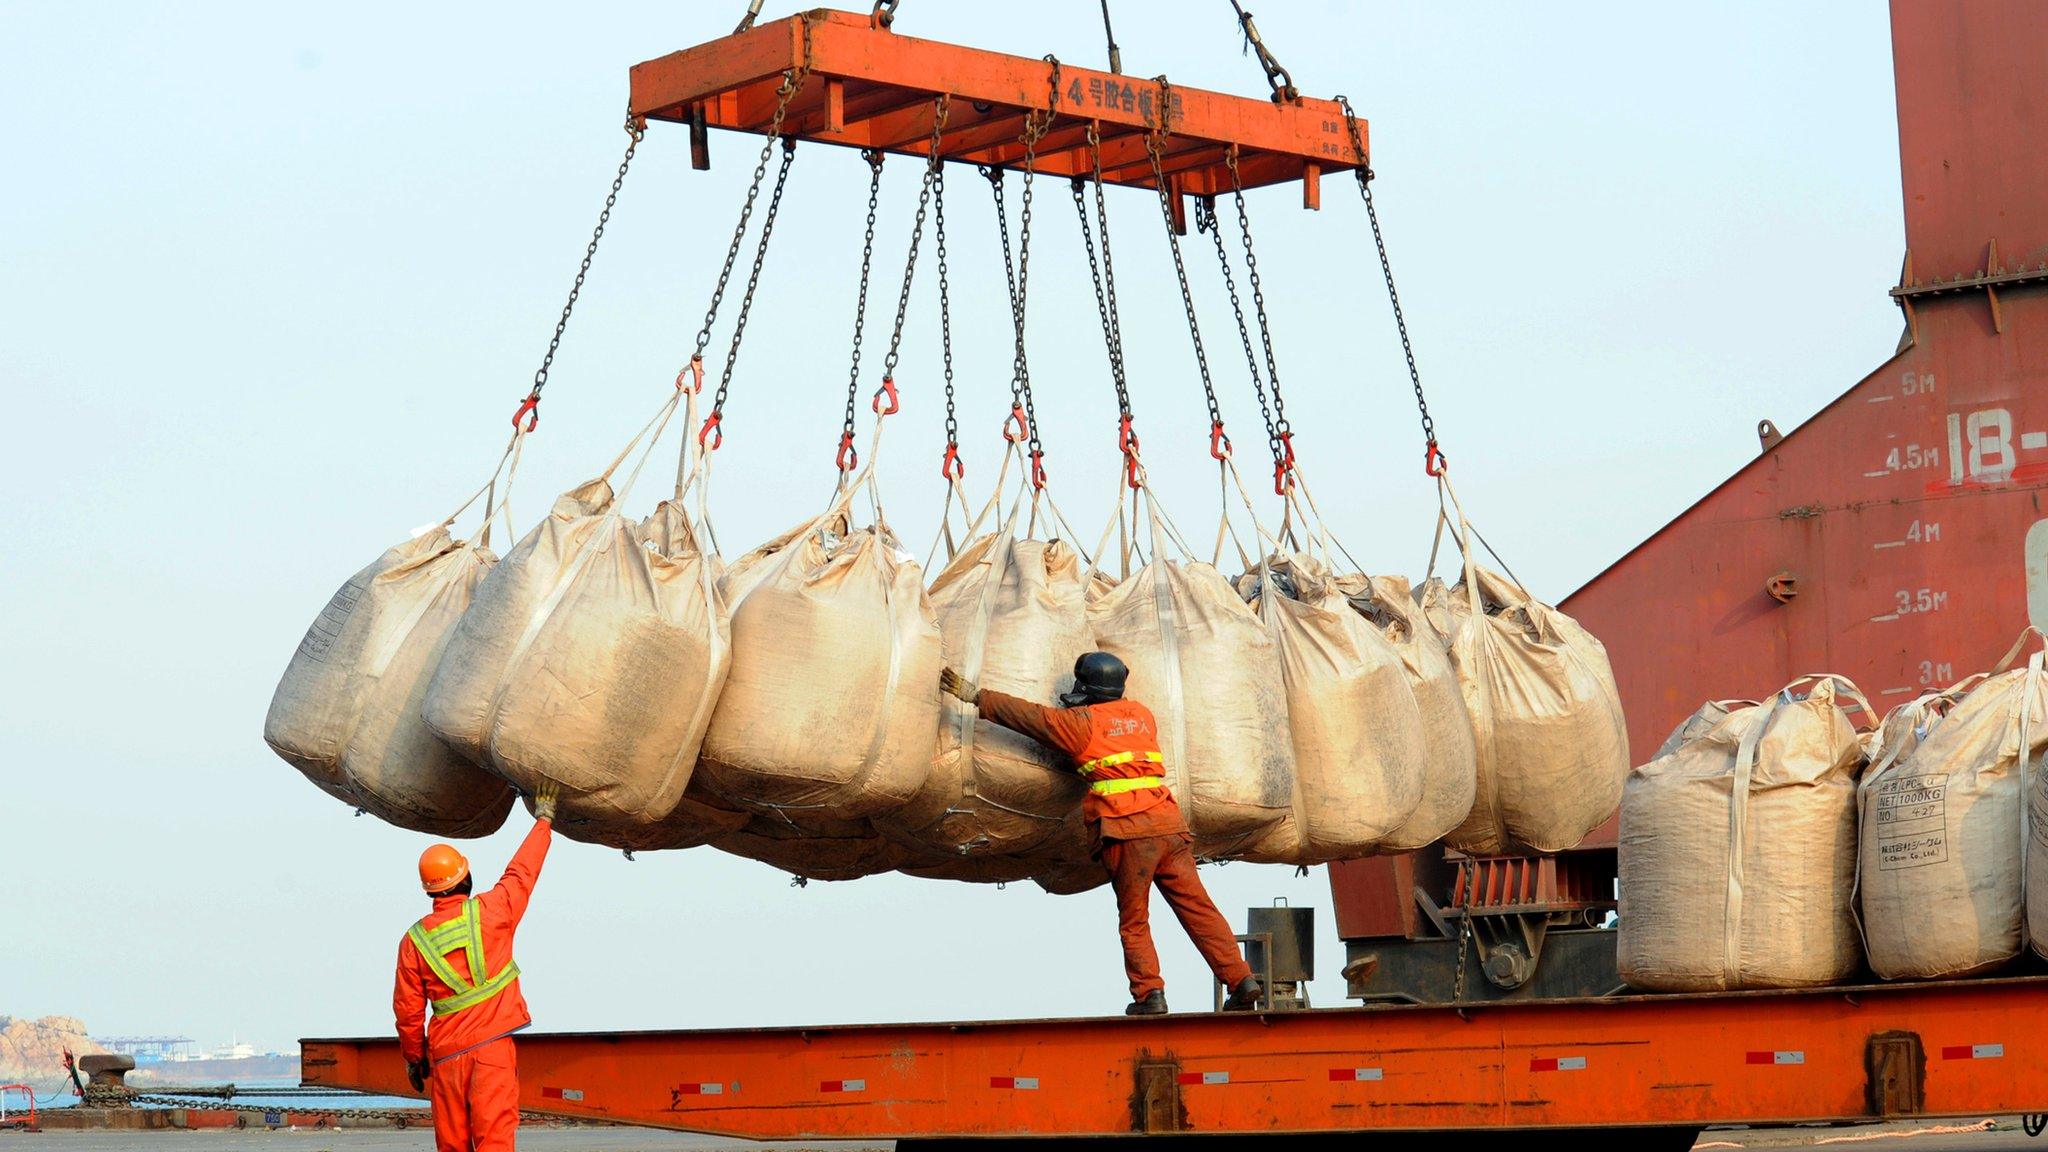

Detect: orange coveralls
394,818,550,1152
977,690,1252,1002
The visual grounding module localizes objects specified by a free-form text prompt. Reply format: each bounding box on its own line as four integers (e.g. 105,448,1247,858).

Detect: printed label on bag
296,574,369,663
1875,773,1949,870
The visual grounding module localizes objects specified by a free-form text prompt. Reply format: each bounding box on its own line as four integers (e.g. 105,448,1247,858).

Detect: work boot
1222,976,1263,1012
1125,990,1168,1016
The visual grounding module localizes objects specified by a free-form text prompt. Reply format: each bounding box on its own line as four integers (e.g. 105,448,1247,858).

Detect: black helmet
1060,651,1129,707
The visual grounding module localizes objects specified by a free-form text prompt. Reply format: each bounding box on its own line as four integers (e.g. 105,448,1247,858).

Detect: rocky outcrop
0,1015,106,1080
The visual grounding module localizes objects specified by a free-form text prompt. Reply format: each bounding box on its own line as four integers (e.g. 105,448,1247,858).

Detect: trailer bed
303,975,2048,1141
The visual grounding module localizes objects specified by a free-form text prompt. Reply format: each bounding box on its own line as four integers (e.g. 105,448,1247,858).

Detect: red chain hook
939,443,965,480
1209,421,1233,461
1118,415,1144,490
837,430,859,472
510,391,541,432
1424,439,1447,477
697,411,724,451
1003,404,1030,443
872,375,900,416
676,355,705,393
1029,449,1047,491
1273,430,1298,495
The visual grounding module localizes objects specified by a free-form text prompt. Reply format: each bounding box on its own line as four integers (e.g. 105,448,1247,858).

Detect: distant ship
100,1036,298,1085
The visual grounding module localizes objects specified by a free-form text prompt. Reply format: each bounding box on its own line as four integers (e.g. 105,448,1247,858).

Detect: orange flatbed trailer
304,975,2048,1144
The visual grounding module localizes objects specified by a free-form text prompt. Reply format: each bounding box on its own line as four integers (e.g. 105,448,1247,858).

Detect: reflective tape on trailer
819,1079,866,1093
1328,1067,1384,1082
1746,1051,1806,1065
539,1087,584,1102
1528,1056,1586,1072
1177,1071,1230,1085
672,1082,725,1096
1941,1044,2005,1060
989,1076,1039,1090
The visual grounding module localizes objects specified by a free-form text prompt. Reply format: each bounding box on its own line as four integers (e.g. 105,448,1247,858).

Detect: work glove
939,667,980,705
406,1059,428,1094
532,778,559,824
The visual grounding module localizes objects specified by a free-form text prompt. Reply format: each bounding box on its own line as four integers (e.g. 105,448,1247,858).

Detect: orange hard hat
418,843,469,894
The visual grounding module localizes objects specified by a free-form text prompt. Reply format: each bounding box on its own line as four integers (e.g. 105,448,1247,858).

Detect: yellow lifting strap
407,898,521,1017
1090,775,1166,796
1078,749,1164,776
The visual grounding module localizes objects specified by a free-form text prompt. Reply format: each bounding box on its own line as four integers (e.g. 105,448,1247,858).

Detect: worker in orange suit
393,779,557,1152
941,653,1262,1016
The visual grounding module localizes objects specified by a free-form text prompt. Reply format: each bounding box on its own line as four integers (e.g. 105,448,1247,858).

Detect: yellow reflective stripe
1089,775,1166,796
431,961,520,1016
411,900,521,1017
410,915,474,996
464,900,488,1002
1078,750,1163,776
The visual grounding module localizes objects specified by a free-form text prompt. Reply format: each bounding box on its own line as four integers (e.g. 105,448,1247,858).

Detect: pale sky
2,2,1900,1051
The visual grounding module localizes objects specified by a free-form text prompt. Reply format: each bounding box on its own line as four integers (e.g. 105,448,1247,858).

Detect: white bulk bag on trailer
1618,677,1866,991
1859,648,2043,977
879,499,1094,864
1236,554,1424,865
1423,498,1630,856
694,467,942,826
264,451,521,838
422,395,730,845
1333,572,1478,851
1085,489,1292,858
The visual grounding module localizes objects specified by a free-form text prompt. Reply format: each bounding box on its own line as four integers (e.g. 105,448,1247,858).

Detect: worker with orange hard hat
942,654,1262,1016
393,779,557,1152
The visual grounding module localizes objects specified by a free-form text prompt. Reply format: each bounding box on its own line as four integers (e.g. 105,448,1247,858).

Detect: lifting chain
697,20,816,449
872,93,950,444
1226,148,1295,490
838,149,888,472
1074,124,1141,486
513,113,646,431
934,158,959,479
982,57,1059,490
1144,75,1232,466
1228,0,1299,103
1194,191,1277,466
985,169,1043,485
876,96,952,420
1337,94,1443,476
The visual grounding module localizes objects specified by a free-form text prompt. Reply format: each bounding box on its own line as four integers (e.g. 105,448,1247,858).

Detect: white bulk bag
422,396,729,845
1086,490,1292,858
714,812,918,883
1333,572,1478,851
1860,649,2043,977
1619,677,1866,991
265,447,525,838
694,469,942,825
266,526,514,837
1425,499,1630,855
1237,555,1424,865
1033,856,1112,895
879,505,1093,863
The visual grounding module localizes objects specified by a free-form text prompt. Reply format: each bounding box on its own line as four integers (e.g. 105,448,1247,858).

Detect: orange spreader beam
305,976,2048,1137
628,9,1363,208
